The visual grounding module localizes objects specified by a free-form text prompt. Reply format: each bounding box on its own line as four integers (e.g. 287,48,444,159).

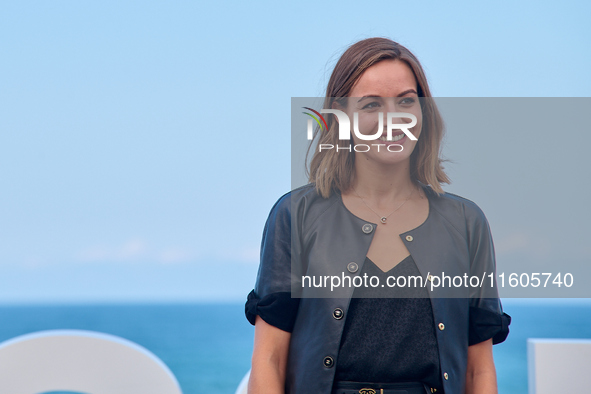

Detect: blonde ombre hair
307,38,449,198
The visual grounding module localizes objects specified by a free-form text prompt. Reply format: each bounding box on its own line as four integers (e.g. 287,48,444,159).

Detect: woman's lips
375,133,406,145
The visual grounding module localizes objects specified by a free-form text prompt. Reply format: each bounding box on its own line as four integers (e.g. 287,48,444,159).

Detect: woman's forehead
349,59,418,97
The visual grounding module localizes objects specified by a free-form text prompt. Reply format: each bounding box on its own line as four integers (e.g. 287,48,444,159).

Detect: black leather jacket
246,183,510,394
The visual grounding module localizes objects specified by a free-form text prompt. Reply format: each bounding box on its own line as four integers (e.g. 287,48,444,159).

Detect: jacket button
443,372,449,380
430,389,437,393
362,223,373,234
323,356,334,368
438,323,445,331
347,262,359,273
333,308,344,320
405,235,413,242
428,275,434,282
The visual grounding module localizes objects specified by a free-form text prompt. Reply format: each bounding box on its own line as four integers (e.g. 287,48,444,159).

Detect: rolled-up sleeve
245,290,300,332
244,192,300,333
468,304,511,345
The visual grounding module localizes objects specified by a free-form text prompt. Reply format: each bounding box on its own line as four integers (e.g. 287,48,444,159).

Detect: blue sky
0,1,590,302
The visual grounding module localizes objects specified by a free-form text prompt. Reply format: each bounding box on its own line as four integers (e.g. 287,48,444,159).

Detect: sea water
0,301,589,394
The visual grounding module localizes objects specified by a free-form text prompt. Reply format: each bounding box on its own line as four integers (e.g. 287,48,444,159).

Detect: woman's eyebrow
357,89,418,101
357,95,381,101
396,89,418,97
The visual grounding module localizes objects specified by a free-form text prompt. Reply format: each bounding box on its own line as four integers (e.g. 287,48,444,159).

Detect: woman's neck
348,157,417,203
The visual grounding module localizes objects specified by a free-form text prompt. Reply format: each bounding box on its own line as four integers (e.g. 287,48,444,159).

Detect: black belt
332,381,433,394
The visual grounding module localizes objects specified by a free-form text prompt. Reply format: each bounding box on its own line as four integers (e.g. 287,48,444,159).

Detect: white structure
0,329,182,394
235,369,250,394
528,338,591,394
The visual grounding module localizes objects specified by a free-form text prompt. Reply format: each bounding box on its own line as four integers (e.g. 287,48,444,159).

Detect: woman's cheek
358,114,383,136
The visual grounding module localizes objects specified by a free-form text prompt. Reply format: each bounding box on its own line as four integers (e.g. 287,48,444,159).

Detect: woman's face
343,59,422,166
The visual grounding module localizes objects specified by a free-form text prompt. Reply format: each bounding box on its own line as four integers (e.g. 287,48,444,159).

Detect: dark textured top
334,255,442,390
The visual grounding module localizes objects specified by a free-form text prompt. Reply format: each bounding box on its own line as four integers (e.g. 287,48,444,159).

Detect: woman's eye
362,102,380,109
399,97,416,105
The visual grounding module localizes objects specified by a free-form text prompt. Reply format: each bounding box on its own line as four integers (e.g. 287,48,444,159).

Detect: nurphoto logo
302,107,418,152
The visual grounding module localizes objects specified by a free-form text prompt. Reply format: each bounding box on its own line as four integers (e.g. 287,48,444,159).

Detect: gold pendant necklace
352,187,414,224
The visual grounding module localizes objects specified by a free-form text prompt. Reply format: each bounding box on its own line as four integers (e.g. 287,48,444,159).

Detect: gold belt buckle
358,389,382,394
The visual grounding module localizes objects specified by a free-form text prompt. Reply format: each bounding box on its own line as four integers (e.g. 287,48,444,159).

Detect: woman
245,37,510,394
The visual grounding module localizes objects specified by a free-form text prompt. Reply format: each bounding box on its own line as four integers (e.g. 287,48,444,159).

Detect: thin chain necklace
352,186,415,224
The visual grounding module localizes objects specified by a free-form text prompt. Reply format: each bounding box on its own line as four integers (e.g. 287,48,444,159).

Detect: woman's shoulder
268,183,336,215
424,185,490,229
